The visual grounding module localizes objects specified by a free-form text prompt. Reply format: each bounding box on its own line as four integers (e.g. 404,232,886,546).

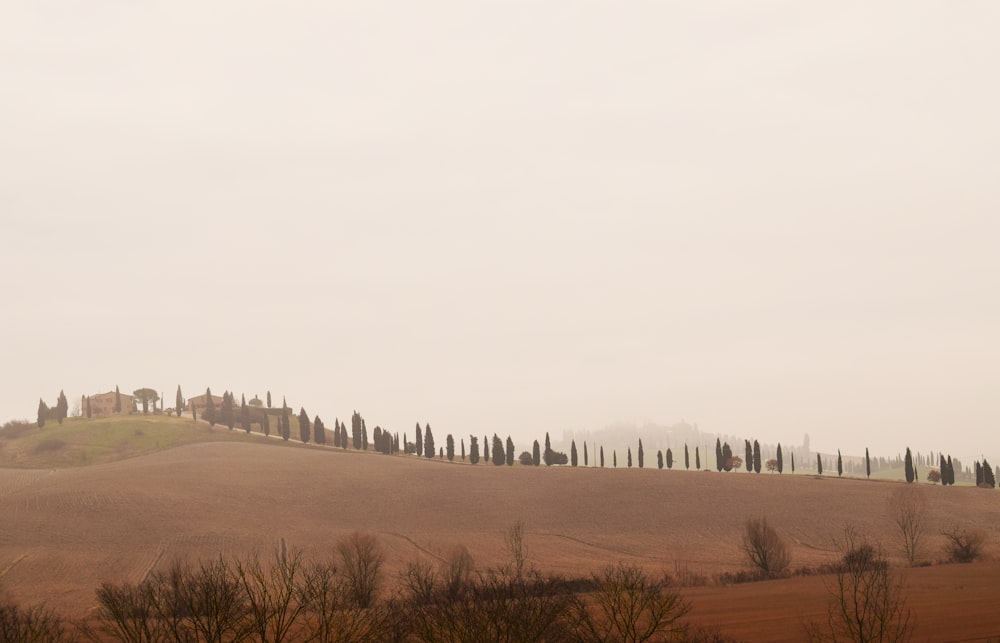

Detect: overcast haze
2,2,998,461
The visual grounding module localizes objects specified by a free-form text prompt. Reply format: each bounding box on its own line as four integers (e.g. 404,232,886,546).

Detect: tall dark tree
415,423,423,457
584,442,589,466
666,448,674,469
351,412,363,449
204,388,217,427
114,385,122,413
532,440,540,466
695,446,701,470
600,445,605,468
461,438,465,461
543,432,552,466
776,444,783,474
866,448,872,479
791,451,795,473
506,436,515,466
469,435,480,464
298,408,310,443
280,405,290,441
745,440,753,473
176,386,184,417
362,420,368,450
37,398,47,428
571,440,578,467
614,450,618,468
752,440,762,474
837,450,843,477
483,438,490,462
333,420,341,447
314,415,325,444
715,438,724,472
904,447,915,483
684,444,689,470
816,453,823,476
987,460,998,488
722,442,733,471
637,439,644,469
241,394,251,433
55,390,68,423
340,422,348,449
446,434,455,461
492,435,504,466
424,424,435,459
266,391,272,408
221,392,236,430
86,395,92,419
627,448,633,468
657,450,663,470
946,455,954,485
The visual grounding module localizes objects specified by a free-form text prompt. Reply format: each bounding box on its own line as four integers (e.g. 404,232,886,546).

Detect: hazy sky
2,2,998,461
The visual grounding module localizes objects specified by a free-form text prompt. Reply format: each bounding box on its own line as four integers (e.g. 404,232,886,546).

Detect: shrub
33,439,66,454
740,517,790,579
942,527,986,563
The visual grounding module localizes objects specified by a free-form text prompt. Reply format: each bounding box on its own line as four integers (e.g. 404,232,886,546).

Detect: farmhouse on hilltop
84,390,135,417
187,393,224,415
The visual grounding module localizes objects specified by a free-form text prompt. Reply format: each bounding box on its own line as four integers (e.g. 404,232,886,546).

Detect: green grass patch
0,415,272,469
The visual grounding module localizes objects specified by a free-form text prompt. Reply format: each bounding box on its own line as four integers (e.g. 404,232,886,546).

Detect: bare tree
740,517,791,579
441,545,475,600
941,526,986,563
300,561,397,643
0,601,77,643
571,562,690,643
234,547,310,643
504,521,528,579
888,486,927,566
806,526,913,643
335,532,384,609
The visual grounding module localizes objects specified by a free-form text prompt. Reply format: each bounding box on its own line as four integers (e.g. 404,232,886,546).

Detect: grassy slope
0,414,301,468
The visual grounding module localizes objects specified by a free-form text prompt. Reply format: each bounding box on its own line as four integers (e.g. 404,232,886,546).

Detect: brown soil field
1,440,998,640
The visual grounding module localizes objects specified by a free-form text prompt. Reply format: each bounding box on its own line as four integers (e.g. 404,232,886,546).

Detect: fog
2,2,998,461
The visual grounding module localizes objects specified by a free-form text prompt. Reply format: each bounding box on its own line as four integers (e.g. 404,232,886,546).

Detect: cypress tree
544,432,552,466
584,442,589,466
461,438,465,461
657,450,663,470
695,446,700,470
415,423,423,457
314,416,325,444
333,420,341,447
532,441,540,466
204,388,217,427
666,448,673,469
816,453,822,476
266,391,271,408
446,434,455,461
600,445,605,468
176,386,184,417
776,444,783,474
114,386,122,413
340,423,348,449
627,447,633,468
221,392,236,430
469,436,480,464
281,406,290,441
37,398,47,428
53,390,67,423
571,440,578,467
745,440,753,473
298,408,310,443
614,450,618,468
791,451,795,473
362,420,368,450
946,455,954,485
904,447,914,483
684,444,689,470
351,412,362,449
492,435,504,466
506,436,515,465
722,442,733,471
424,424,435,459
753,440,761,474
715,438,723,472
86,396,92,419
483,438,490,463
638,439,644,469
837,450,843,477
241,394,251,433
866,448,871,479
